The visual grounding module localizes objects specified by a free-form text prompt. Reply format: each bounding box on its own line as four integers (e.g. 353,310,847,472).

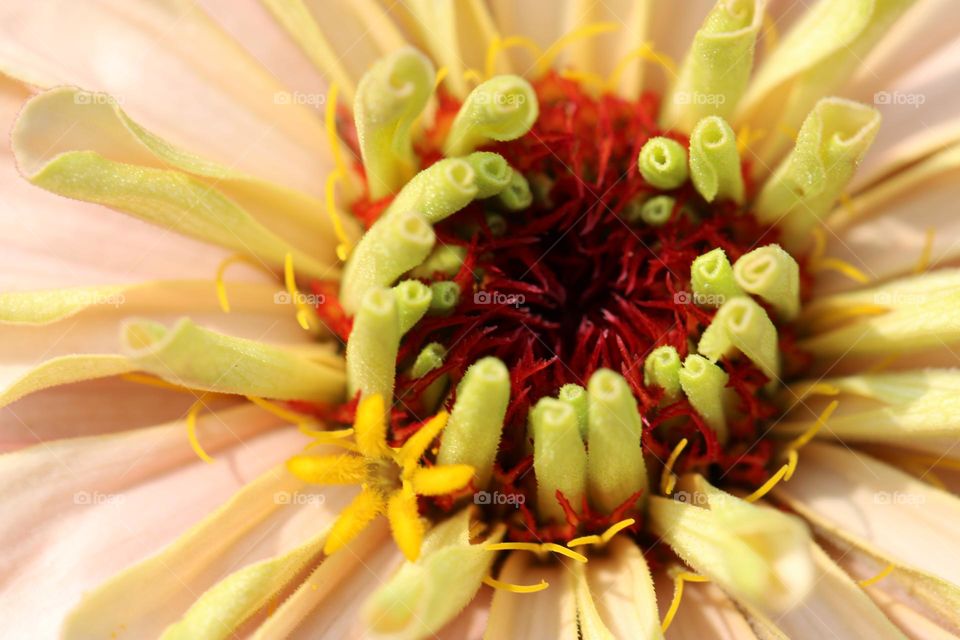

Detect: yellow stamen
808,303,888,333
354,393,389,458
736,124,766,155
914,227,936,274
121,373,191,393
743,463,790,503
606,43,677,91
486,35,543,79
186,396,214,464
761,10,780,51
786,400,839,451
600,518,636,544
246,394,314,425
566,534,602,548
214,253,274,313
324,84,353,262
661,572,709,632
559,69,606,93
434,66,449,89
839,192,857,221
536,22,619,76
810,257,871,284
463,68,484,86
809,227,827,264
283,252,315,331
483,575,549,593
324,170,352,262
791,382,840,401
858,563,895,588
783,448,799,481
484,542,588,563
660,438,688,495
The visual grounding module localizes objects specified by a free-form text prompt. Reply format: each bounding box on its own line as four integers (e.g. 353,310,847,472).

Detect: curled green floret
444,75,539,156
639,195,675,226
385,157,478,223
340,210,436,313
437,357,511,488
392,280,432,335
558,383,589,439
586,369,648,513
530,398,588,523
355,47,435,199
464,151,513,198
690,248,744,308
644,345,682,398
638,137,689,190
409,244,467,279
409,342,448,413
698,297,780,382
688,116,745,203
679,354,730,443
733,244,800,320
428,281,460,314
345,287,401,401
498,171,533,211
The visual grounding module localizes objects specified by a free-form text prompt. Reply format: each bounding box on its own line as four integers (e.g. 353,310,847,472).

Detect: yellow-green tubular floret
638,136,689,190
444,75,539,156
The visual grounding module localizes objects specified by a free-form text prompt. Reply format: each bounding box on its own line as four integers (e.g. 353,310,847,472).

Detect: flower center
322,73,808,542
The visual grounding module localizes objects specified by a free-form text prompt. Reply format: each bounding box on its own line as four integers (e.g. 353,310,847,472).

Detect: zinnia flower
4,0,960,638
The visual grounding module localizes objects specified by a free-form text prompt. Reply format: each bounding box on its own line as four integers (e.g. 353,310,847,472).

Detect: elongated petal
410,464,475,496
662,0,762,132
648,475,814,616
323,488,386,555
0,354,136,409
123,318,345,402
286,453,367,485
387,485,425,561
484,551,578,640
397,410,450,469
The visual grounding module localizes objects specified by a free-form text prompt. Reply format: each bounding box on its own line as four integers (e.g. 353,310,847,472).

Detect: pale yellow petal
484,551,578,640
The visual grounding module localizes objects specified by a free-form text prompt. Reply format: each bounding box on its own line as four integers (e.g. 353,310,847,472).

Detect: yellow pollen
660,438,688,495
807,303,888,333
606,43,678,91
792,382,840,401
761,10,780,51
661,571,709,632
535,22,620,76
914,227,936,274
324,84,354,262
246,394,314,425
434,66,449,89
787,400,839,451
783,448,799,481
566,534,602,548
483,575,549,594
325,170,352,262
810,256,871,284
743,463,790,503
214,253,274,313
809,227,828,264
858,563,895,588
485,35,543,79
186,396,214,464
484,542,588,564
283,252,315,331
246,395,354,444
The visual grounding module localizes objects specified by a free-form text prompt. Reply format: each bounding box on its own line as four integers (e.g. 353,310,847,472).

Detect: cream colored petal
484,551,578,640
489,0,568,70
827,542,960,639
0,0,331,196
773,442,960,628
12,87,344,277
777,369,960,453
578,537,663,640
62,446,355,639
800,268,960,358
820,143,960,294
0,405,295,639
284,526,406,639
749,543,906,639
736,0,912,169
652,571,758,640
854,37,960,191
434,589,492,639
644,0,717,95
0,77,230,290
